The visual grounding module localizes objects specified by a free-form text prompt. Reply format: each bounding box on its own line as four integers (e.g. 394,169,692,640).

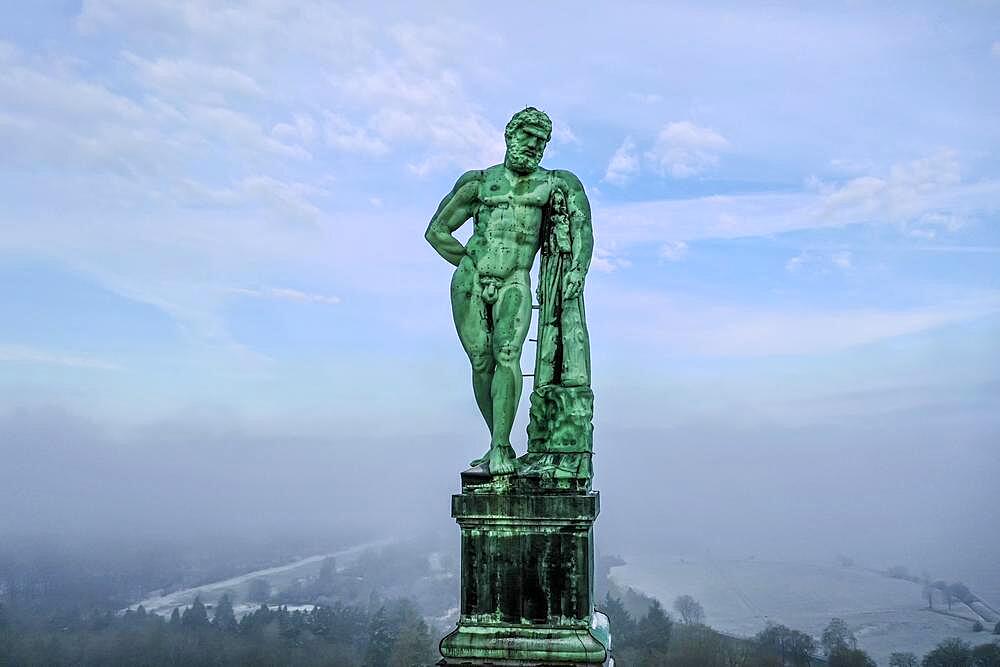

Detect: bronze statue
425,107,594,482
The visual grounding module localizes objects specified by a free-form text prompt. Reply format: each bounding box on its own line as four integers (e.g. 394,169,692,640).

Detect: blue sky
1,1,998,440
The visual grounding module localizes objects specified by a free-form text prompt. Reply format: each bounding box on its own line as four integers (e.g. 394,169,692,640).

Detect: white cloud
785,253,807,273
0,39,311,184
78,2,502,175
821,175,886,213
227,287,341,306
123,52,264,103
817,150,964,229
324,113,388,156
0,344,121,370
646,121,729,178
591,247,631,273
323,26,505,173
590,288,1000,357
271,114,317,146
240,176,324,222
596,152,999,252
77,0,371,69
0,43,143,124
365,94,504,174
177,175,324,223
189,105,308,159
785,250,853,274
831,250,853,270
603,137,639,185
551,122,580,145
659,240,689,261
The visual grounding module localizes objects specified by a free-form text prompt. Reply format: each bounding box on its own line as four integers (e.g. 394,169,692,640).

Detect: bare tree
821,617,856,655
673,594,705,625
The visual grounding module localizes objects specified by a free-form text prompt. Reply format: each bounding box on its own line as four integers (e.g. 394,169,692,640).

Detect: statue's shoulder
449,169,486,204
454,168,486,189
550,168,586,193
481,164,506,180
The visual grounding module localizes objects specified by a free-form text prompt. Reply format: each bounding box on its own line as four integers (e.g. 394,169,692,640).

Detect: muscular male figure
424,107,592,475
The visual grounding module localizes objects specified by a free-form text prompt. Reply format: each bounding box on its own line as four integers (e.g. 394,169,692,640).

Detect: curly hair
504,107,552,144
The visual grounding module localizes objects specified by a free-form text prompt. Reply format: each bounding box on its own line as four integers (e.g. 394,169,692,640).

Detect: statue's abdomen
470,204,541,279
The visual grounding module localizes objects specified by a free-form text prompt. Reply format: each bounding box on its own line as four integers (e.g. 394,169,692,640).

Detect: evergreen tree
634,598,672,663
972,643,1000,667
365,605,394,667
829,646,876,667
310,604,334,638
212,593,238,633
239,603,272,635
0,602,7,630
667,622,746,666
181,596,209,629
168,607,181,628
890,652,919,667
755,623,817,667
922,637,972,667
388,616,433,667
277,606,302,641
601,593,636,649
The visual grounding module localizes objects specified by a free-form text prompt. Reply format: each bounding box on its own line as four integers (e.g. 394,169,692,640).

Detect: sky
1,2,999,589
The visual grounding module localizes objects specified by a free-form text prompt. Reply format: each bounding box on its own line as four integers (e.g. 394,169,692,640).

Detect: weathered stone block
439,484,607,665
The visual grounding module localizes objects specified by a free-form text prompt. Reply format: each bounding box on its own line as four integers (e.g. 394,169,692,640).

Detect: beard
505,145,542,173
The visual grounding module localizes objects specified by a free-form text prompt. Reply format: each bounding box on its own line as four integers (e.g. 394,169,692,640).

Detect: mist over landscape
3,371,998,595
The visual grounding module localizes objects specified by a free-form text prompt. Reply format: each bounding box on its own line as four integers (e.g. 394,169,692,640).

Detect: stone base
438,624,606,666
439,473,607,666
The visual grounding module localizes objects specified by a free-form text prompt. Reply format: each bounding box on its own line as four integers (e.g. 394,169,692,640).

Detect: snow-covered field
127,539,390,618
614,555,999,665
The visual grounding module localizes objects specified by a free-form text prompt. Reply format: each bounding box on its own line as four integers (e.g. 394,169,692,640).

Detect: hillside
614,555,999,664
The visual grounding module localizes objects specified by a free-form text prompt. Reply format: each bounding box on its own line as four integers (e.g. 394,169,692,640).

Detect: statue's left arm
556,170,593,300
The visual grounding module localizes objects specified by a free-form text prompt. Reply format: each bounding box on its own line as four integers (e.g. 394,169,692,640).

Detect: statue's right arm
424,170,480,267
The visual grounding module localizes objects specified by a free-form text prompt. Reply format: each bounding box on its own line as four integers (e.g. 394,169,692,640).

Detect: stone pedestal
438,470,608,666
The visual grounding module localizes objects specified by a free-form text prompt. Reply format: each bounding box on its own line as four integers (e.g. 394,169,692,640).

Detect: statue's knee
495,340,520,366
470,352,493,373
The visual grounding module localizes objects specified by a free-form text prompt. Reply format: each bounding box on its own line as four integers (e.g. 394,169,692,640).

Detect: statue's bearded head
504,107,552,174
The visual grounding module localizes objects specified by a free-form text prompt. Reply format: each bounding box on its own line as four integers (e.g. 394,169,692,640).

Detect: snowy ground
127,539,391,618
614,555,999,665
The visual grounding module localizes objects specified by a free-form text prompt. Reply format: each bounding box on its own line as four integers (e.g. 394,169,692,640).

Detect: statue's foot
469,451,490,467
487,445,517,476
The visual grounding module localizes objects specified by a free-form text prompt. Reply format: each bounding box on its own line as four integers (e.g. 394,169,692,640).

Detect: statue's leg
486,279,531,475
450,261,495,465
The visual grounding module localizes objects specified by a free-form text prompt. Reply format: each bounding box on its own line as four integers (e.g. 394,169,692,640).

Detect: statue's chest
478,174,551,211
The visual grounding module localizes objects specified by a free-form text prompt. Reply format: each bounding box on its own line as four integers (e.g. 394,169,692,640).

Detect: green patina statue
428,109,607,665
425,107,594,484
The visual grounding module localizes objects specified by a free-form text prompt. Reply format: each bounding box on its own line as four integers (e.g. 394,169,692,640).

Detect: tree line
0,596,435,666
